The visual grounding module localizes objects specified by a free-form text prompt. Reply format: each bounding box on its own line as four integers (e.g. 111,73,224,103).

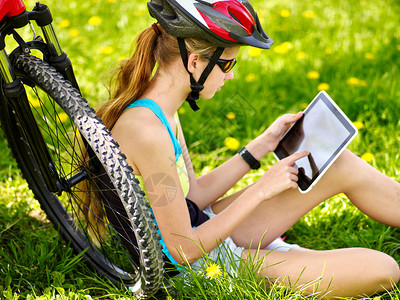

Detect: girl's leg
211,149,400,248
242,247,400,299
338,150,400,226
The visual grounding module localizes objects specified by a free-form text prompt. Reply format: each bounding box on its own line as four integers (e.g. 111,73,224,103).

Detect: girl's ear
187,53,201,74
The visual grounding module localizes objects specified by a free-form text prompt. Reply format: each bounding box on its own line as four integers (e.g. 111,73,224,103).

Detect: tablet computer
273,91,358,193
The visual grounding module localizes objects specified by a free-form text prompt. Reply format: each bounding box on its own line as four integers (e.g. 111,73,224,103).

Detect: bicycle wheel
0,54,164,298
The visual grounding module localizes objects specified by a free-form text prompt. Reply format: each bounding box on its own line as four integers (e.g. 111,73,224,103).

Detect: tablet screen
274,91,357,193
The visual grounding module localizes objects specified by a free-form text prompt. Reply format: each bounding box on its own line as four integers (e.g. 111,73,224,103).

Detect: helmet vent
194,0,214,7
228,11,241,25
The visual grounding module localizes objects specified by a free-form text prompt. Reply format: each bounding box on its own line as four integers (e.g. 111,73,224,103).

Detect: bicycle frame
0,0,83,193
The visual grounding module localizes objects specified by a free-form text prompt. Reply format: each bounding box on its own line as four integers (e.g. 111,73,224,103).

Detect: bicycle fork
0,2,85,193
0,47,64,193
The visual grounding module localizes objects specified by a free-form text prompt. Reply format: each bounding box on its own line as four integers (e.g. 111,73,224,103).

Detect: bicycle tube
0,54,164,298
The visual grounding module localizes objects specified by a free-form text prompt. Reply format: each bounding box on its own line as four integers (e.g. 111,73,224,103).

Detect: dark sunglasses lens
221,59,236,73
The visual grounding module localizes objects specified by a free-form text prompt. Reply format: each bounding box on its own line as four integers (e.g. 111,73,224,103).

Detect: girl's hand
245,112,303,161
253,150,309,201
263,112,303,153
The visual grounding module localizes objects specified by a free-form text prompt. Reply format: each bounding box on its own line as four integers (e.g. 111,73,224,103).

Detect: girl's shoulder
115,106,172,148
111,107,176,173
120,105,162,129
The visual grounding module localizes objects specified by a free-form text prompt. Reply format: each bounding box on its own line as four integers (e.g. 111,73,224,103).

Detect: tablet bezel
273,91,358,193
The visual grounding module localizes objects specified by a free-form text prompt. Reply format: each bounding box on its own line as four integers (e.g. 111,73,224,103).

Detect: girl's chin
199,92,217,100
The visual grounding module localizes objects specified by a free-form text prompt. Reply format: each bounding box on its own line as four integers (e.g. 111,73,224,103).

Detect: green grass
1,0,400,298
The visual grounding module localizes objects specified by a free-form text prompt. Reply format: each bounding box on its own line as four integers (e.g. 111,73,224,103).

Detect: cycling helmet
148,0,273,49
147,0,273,110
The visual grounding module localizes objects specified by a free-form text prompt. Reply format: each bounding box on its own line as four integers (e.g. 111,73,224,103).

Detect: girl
97,0,400,297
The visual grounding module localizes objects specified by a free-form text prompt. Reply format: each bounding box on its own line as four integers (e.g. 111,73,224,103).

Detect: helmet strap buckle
190,83,204,92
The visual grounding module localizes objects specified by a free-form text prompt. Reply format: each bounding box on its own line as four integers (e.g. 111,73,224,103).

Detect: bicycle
0,0,164,298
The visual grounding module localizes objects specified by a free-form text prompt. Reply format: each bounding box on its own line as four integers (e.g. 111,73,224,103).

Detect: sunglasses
204,56,237,73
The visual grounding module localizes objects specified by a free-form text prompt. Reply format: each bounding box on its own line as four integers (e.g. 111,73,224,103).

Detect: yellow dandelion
135,10,145,17
226,112,236,120
280,9,290,18
325,48,333,55
178,107,186,114
28,95,41,107
248,47,262,57
100,46,114,55
317,83,330,91
59,19,70,28
397,45,400,51
88,16,102,26
361,152,374,162
306,71,320,79
353,121,364,130
224,137,240,151
372,296,381,300
58,112,69,123
364,53,374,60
273,42,292,54
299,102,308,109
360,80,367,87
69,29,79,37
206,263,222,279
297,51,306,59
303,10,316,18
245,73,256,83
347,77,360,86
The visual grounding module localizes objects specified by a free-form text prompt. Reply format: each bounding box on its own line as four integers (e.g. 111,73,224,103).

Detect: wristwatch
238,147,261,170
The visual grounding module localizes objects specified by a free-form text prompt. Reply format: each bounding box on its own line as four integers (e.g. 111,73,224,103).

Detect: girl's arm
132,123,306,264
114,109,306,264
182,112,304,209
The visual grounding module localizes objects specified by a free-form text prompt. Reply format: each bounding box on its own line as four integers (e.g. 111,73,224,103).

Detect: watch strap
238,147,261,170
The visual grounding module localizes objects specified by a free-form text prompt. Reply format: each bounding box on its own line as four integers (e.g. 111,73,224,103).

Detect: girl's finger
286,150,309,164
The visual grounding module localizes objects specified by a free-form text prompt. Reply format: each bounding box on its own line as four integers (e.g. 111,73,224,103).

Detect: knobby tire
0,54,164,298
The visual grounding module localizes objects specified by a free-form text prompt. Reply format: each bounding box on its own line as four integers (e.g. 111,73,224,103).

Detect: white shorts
190,206,244,276
189,207,299,276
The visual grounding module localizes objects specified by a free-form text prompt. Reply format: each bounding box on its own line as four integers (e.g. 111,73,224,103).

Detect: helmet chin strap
177,37,224,111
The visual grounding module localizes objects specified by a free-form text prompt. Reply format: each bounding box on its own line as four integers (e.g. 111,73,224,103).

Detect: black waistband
186,198,210,227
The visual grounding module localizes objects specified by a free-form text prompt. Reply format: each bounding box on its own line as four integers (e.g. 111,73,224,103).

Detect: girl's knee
383,255,400,286
335,248,399,296
372,252,400,291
